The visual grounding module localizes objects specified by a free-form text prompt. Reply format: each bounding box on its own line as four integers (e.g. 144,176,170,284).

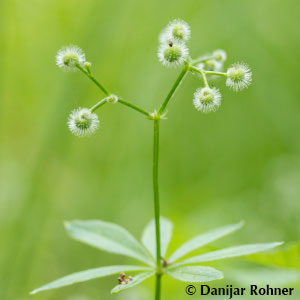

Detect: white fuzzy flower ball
193,87,222,113
158,39,189,67
226,63,252,91
56,45,85,71
68,108,99,137
160,19,191,43
212,49,227,63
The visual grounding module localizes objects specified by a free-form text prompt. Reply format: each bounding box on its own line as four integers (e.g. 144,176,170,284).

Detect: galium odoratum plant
31,20,281,299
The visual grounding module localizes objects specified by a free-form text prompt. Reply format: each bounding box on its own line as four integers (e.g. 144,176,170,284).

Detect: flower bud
193,87,221,113
56,45,85,71
84,61,92,69
68,108,99,137
106,94,118,104
226,63,252,91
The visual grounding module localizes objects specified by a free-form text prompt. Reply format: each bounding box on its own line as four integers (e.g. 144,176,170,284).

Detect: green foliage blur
1,0,300,299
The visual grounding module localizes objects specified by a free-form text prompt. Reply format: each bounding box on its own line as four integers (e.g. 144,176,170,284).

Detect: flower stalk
158,64,188,115
76,64,110,96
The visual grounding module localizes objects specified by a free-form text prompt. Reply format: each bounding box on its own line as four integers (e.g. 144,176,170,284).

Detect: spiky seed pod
193,87,222,113
158,39,189,67
226,63,252,91
56,45,85,71
212,49,227,63
68,108,99,137
160,19,191,43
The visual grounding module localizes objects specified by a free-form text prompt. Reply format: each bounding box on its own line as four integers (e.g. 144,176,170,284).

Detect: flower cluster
156,20,252,114
56,45,122,137
158,19,190,66
56,19,253,138
191,58,252,113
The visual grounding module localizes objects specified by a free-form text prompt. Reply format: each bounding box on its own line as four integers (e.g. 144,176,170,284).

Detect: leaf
30,265,150,295
167,266,223,282
65,220,153,265
174,242,283,267
226,267,300,286
141,217,173,260
245,243,300,270
111,271,155,294
169,221,244,263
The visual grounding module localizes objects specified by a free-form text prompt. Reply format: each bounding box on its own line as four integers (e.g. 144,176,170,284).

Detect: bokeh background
1,0,300,299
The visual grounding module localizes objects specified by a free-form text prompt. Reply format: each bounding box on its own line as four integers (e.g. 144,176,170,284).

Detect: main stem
153,119,161,300
78,63,190,300
153,66,189,300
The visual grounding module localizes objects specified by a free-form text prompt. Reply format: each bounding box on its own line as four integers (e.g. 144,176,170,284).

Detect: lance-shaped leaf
174,242,283,267
167,266,223,282
65,220,153,265
30,265,150,295
141,217,173,260
169,221,244,263
226,267,300,286
245,243,300,269
111,271,155,294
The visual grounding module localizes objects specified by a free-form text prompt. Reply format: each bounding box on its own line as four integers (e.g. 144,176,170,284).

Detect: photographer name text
185,284,295,298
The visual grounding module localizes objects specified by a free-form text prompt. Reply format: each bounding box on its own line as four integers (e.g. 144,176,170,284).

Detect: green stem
200,70,209,87
191,55,214,65
118,99,150,117
153,119,161,300
155,273,161,300
90,99,107,112
158,65,188,115
204,70,228,77
77,65,149,117
189,65,227,78
76,64,110,95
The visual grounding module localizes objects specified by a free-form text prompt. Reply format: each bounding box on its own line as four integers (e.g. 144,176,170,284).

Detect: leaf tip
110,288,118,294
29,289,38,295
238,220,245,228
64,220,71,229
275,241,284,247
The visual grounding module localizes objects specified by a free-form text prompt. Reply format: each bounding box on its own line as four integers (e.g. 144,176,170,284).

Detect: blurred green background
1,0,300,299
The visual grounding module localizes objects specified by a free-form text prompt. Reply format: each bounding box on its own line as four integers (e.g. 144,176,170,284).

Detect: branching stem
191,55,215,65
76,64,110,95
118,99,150,117
158,65,188,115
189,65,227,78
77,59,226,300
77,65,150,117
